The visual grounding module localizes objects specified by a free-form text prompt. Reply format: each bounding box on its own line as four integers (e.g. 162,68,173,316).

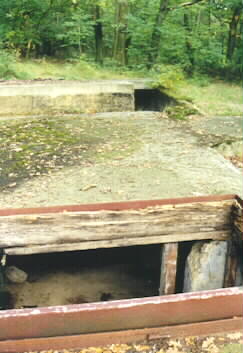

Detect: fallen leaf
227,332,243,340
8,182,17,188
82,184,97,191
202,337,215,349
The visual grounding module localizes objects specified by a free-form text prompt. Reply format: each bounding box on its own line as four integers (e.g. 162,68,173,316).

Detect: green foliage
56,6,95,56
0,50,21,79
151,65,185,91
165,102,199,120
0,0,241,80
151,64,200,120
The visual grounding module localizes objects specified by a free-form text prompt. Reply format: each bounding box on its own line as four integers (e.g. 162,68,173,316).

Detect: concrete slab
0,112,241,208
0,81,136,115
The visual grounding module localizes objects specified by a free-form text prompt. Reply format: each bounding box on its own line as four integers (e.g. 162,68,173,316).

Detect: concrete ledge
0,81,135,115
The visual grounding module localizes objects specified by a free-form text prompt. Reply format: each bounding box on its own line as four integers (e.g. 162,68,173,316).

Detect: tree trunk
227,6,242,61
113,0,129,66
94,5,103,64
148,0,170,67
184,12,195,74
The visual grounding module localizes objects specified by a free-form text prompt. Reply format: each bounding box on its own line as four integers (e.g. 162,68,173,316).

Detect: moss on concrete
0,116,143,190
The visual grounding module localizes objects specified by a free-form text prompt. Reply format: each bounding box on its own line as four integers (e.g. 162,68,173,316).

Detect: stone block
5,266,28,284
183,240,227,292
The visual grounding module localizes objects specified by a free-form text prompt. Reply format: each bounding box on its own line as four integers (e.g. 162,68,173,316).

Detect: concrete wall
0,81,136,116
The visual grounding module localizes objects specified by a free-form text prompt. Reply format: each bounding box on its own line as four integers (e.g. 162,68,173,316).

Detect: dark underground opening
3,244,161,309
1,239,235,310
175,241,195,293
135,89,175,112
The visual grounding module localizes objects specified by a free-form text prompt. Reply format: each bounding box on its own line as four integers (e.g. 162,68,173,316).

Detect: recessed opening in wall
135,89,175,111
175,241,195,293
3,244,161,309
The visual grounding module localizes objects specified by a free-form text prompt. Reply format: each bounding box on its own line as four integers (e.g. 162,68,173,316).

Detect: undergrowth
0,53,241,117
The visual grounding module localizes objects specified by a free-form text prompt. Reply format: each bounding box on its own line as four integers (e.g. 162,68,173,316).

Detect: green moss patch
150,66,202,120
165,101,199,120
0,116,143,190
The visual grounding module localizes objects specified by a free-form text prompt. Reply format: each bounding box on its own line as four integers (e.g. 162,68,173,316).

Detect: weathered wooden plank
232,199,242,230
0,200,233,253
224,240,238,288
0,202,232,249
159,243,178,295
0,217,231,246
5,230,231,255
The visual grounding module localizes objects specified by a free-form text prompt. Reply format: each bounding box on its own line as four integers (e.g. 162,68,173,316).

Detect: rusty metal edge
0,287,242,342
0,317,242,353
0,194,238,216
0,195,242,350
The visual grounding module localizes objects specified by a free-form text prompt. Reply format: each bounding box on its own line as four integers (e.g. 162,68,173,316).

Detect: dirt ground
6,246,160,309
23,332,243,353
7,264,154,308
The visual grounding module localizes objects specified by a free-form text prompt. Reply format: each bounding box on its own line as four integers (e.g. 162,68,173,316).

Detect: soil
6,246,160,309
7,264,155,308
22,332,243,353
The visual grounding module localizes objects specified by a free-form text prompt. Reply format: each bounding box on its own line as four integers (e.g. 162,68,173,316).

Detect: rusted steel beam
159,243,178,295
0,194,237,216
0,318,241,353
0,287,242,341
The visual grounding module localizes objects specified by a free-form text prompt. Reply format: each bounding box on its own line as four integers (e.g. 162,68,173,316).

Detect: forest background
0,0,242,84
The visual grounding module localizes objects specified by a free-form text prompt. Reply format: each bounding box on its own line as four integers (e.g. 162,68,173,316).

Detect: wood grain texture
0,200,233,254
159,243,178,295
224,240,238,288
5,230,231,255
232,200,243,234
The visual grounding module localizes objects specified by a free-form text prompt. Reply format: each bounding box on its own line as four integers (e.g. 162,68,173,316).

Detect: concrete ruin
0,80,175,116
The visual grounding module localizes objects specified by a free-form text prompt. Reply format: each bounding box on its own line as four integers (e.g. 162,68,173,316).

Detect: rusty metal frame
0,318,242,353
0,194,242,352
0,194,237,216
0,288,242,351
0,288,241,352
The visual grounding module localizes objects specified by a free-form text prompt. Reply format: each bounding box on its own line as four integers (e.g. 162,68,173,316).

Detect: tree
149,0,170,65
226,2,243,60
0,0,241,79
94,4,103,64
113,0,129,65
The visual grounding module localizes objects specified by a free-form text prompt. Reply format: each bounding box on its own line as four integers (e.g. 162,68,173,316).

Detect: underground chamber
1,245,162,309
134,88,175,111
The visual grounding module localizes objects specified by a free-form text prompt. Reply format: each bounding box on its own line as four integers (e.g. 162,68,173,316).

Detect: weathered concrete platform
0,112,242,208
0,80,146,115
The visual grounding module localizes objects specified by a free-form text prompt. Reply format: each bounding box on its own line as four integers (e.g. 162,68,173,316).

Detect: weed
177,81,243,116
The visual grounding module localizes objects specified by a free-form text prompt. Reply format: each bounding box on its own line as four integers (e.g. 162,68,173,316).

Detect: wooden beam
0,200,233,254
159,243,178,295
4,230,231,255
224,240,238,288
232,199,243,235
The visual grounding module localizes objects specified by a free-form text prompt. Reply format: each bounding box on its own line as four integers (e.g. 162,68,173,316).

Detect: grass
1,57,242,117
222,343,243,353
178,80,243,116
13,57,146,80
